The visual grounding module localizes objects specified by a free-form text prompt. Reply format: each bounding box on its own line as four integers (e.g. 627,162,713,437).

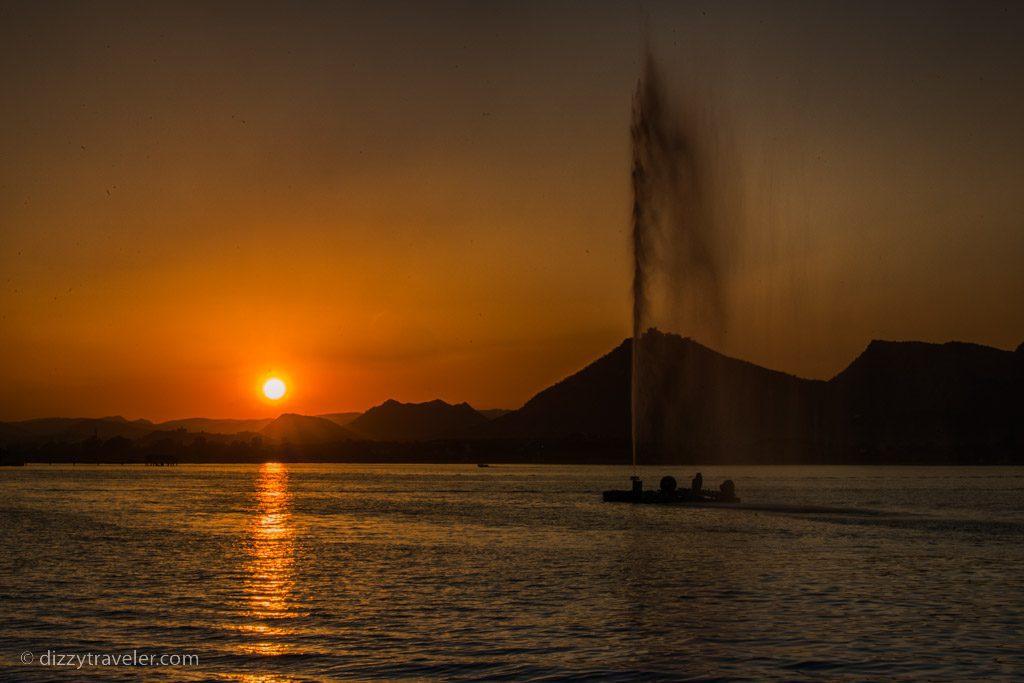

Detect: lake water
2,464,1023,681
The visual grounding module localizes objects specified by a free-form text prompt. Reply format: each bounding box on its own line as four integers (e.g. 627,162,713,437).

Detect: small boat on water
603,475,740,505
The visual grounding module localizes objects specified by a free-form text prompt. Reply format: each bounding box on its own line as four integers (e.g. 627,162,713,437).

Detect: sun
262,377,287,401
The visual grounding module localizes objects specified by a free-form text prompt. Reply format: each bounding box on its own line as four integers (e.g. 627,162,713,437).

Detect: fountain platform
603,476,740,504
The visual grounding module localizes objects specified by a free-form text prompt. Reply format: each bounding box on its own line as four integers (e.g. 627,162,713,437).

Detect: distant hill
0,422,31,442
477,408,512,420
101,415,154,426
2,332,1020,464
348,399,488,441
476,330,1023,465
0,417,158,443
155,417,274,434
317,412,362,427
631,330,828,464
830,339,1024,463
477,331,825,463
260,414,356,444
478,340,631,441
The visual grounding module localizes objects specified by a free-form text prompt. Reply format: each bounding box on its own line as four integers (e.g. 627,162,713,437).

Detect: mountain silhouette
317,412,362,427
260,413,356,444
632,330,828,463
348,399,488,441
156,417,274,434
100,415,154,426
478,340,631,440
1,332,1020,464
0,417,158,443
477,330,1022,464
477,331,824,463
831,339,1024,463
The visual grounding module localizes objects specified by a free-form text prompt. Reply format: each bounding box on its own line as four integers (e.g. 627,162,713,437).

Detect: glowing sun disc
263,378,286,400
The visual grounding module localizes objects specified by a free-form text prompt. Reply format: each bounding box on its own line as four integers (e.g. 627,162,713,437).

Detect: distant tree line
1,433,631,464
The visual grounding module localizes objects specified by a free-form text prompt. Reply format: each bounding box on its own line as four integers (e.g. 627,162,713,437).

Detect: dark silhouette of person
660,475,677,496
719,479,736,501
691,471,703,494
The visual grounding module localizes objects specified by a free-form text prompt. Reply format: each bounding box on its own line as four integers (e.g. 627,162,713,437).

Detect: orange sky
2,2,1023,421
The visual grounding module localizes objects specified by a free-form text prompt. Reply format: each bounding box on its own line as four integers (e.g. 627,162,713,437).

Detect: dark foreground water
1,464,1023,681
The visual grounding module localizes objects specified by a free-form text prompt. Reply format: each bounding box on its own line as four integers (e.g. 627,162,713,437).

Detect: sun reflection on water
216,675,302,683
240,462,297,655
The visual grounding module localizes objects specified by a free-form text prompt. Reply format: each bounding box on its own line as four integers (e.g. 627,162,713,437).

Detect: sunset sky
2,1,1023,421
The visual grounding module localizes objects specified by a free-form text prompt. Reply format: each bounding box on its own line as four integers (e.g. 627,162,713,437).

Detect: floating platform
602,489,740,504
603,476,739,504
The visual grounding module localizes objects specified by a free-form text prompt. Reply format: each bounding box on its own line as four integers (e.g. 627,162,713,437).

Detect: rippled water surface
2,464,1023,681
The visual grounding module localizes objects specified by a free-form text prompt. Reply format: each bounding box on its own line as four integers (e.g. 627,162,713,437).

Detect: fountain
604,52,740,503
631,52,730,465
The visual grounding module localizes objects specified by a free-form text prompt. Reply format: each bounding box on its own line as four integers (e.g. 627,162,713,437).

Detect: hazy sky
2,1,1023,420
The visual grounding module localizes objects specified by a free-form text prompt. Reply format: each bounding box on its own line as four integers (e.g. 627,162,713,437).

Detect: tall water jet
630,53,730,465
